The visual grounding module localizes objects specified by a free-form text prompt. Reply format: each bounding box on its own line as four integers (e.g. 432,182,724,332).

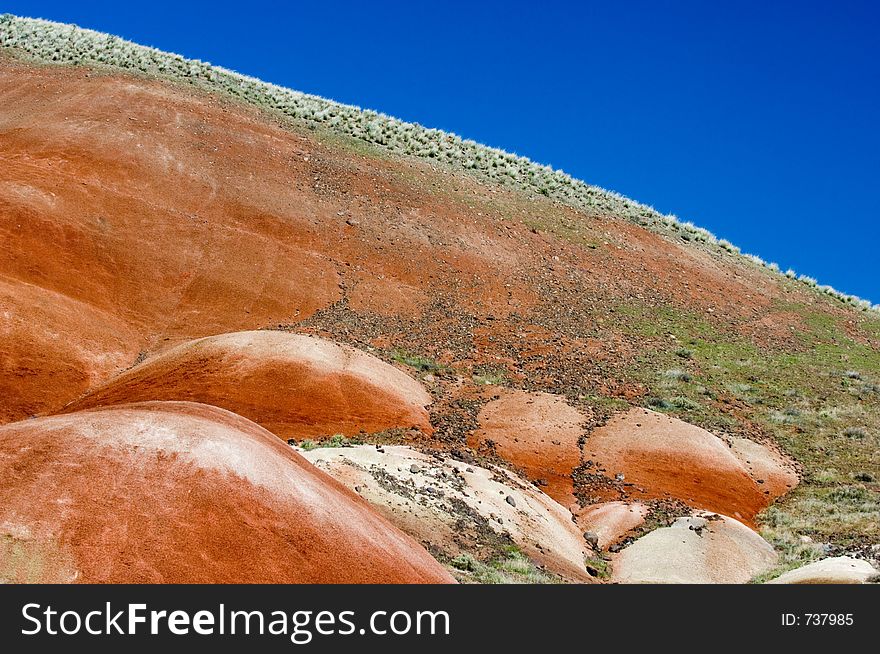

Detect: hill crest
1,13,876,312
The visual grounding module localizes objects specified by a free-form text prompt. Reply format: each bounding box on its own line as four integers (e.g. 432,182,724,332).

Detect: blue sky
6,1,879,303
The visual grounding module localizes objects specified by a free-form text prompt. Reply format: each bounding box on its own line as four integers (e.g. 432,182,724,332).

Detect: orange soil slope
0,59,825,425
0,276,138,423
0,401,454,583
68,331,433,439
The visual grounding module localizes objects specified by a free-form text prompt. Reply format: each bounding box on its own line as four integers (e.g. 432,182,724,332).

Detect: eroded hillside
1,24,878,583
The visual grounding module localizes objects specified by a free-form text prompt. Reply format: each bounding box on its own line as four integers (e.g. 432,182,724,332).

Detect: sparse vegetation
295,434,360,450
647,397,674,410
1,15,878,582
669,396,702,411
729,382,753,397
662,368,692,382
769,407,803,425
584,555,612,579
391,349,445,373
450,548,559,584
615,299,880,566
843,426,868,440
472,367,506,386
647,396,701,412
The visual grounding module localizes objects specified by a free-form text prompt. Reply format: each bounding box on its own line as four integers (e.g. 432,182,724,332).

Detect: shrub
662,368,692,382
296,434,358,450
670,396,701,411
450,554,477,572
826,485,871,503
473,370,506,385
450,549,558,584
769,409,802,425
798,274,819,287
392,349,445,373
843,426,868,440
647,397,673,410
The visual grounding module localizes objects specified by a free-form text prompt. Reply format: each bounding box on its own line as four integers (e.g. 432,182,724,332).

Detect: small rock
345,217,360,226
505,495,517,508
583,531,600,549
615,473,625,481
423,374,435,383
466,467,474,473
410,464,421,474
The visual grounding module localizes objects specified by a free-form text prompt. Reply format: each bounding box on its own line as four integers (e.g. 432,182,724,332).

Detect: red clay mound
0,402,454,583
469,390,587,506
0,276,140,423
68,331,432,439
584,408,796,524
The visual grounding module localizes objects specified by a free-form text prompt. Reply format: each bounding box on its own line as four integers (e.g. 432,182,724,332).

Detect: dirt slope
0,58,825,425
